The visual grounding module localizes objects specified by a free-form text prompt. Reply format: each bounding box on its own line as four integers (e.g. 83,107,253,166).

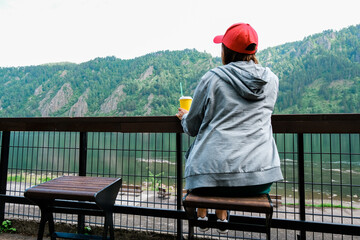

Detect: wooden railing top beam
0,114,359,133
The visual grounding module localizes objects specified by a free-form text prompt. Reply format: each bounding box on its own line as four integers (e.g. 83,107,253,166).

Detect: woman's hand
176,108,188,120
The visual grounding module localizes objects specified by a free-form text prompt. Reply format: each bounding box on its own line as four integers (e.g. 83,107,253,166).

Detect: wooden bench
157,187,171,198
24,176,122,240
183,192,273,240
269,194,282,207
119,184,142,196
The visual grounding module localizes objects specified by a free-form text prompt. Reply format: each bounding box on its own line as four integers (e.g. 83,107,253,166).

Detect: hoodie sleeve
181,71,213,137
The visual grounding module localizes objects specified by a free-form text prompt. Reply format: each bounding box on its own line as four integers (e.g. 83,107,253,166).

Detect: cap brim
213,35,223,44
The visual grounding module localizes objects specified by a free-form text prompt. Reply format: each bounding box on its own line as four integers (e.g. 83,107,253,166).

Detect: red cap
213,23,258,54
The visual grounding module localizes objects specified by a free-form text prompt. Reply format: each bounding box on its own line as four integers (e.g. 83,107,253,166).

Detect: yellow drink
179,96,192,111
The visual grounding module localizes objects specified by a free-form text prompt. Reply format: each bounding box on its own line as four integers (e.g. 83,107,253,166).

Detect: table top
24,176,122,202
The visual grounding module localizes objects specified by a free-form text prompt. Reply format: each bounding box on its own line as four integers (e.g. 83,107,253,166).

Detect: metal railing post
77,132,88,233
0,131,11,223
176,133,183,240
297,133,306,240
79,132,88,176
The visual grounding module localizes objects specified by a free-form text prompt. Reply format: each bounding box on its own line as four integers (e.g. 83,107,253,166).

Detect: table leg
102,212,109,240
37,209,47,240
47,211,56,240
38,205,56,240
108,212,114,240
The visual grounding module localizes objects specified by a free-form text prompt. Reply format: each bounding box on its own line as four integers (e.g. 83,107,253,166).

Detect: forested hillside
0,50,220,117
258,24,360,113
0,24,359,117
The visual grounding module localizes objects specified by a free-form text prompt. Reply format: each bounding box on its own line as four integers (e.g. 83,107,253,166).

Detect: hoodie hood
211,60,269,100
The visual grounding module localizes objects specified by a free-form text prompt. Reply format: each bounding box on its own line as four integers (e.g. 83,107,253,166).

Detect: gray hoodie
181,60,283,190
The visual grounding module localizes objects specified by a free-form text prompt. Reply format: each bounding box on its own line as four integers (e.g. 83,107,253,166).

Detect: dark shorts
190,183,272,197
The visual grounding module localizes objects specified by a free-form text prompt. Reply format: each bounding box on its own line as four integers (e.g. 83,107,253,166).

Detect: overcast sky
0,0,359,67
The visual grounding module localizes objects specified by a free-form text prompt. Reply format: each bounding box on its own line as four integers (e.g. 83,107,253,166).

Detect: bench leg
103,212,114,240
48,212,56,240
77,213,85,234
188,219,195,240
38,206,56,240
265,212,272,240
37,211,46,240
183,207,196,240
103,216,109,240
109,214,114,240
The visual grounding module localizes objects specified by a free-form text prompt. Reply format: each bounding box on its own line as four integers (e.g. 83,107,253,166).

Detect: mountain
0,50,221,117
257,24,360,113
0,24,359,117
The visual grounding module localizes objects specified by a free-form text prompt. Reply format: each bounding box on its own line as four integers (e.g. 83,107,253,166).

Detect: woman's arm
176,72,213,137
176,108,188,120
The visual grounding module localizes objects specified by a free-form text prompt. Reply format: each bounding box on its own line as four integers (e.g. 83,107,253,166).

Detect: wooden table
24,176,122,240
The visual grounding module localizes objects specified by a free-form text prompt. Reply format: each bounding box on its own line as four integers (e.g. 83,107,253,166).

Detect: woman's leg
197,208,207,218
197,208,209,232
215,209,227,220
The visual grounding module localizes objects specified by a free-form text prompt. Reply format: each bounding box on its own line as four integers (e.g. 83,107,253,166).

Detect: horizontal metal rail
1,194,359,236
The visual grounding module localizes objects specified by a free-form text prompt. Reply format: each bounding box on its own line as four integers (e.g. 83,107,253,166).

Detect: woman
176,23,283,233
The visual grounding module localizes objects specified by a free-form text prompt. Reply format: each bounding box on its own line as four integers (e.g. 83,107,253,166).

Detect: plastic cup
179,96,192,111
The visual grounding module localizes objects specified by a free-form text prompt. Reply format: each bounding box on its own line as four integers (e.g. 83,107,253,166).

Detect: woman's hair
222,43,259,65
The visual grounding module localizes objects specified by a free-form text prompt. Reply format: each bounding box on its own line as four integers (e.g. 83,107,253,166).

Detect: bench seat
183,192,273,240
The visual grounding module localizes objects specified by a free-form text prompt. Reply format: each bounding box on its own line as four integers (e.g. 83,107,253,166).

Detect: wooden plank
121,184,142,190
119,184,143,196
